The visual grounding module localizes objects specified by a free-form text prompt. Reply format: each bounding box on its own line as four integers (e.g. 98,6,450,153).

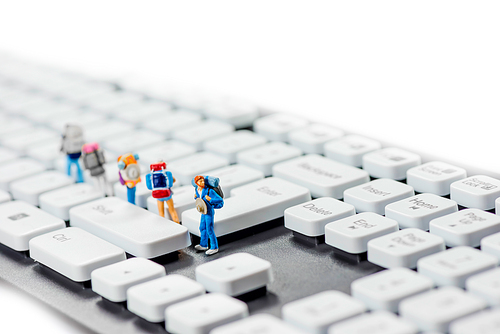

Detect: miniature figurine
117,153,141,205
145,161,180,223
82,142,111,196
61,124,85,183
192,175,224,255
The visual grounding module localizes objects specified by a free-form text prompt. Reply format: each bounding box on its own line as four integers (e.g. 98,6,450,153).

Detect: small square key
417,246,498,288
211,314,307,334
368,228,445,268
127,274,205,323
325,212,398,254
0,200,65,251
351,267,434,312
429,209,500,247
253,113,308,141
237,142,302,176
466,267,500,307
10,171,73,206
29,227,126,282
91,257,166,302
165,293,248,334
343,178,414,215
362,147,421,180
399,286,487,333
450,175,500,210
449,309,500,334
288,124,344,154
481,231,500,261
203,130,267,163
406,161,466,196
285,197,355,237
282,290,366,334
385,193,458,230
195,252,272,296
324,134,381,167
328,311,418,334
273,154,369,199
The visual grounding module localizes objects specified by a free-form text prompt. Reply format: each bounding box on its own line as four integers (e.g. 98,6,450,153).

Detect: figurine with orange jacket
145,161,179,223
117,153,141,205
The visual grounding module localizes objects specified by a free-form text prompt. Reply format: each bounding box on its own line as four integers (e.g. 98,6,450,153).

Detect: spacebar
69,197,191,258
182,177,311,237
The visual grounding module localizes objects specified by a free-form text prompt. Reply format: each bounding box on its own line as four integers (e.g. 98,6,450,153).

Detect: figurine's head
194,175,205,188
64,124,83,139
82,142,100,154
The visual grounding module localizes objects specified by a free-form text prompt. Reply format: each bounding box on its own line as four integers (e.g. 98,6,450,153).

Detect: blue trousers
199,213,218,250
127,186,136,205
67,156,83,183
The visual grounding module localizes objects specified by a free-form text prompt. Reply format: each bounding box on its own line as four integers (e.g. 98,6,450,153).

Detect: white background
0,1,500,333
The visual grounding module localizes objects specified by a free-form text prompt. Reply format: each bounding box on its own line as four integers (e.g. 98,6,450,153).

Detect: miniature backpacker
82,144,106,177
146,162,174,199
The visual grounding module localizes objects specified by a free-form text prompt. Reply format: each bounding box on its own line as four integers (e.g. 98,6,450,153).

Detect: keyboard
1,54,500,334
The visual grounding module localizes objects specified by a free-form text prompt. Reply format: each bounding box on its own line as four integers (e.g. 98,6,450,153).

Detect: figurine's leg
75,160,84,183
157,200,165,217
199,215,208,248
101,174,111,196
127,186,136,205
206,214,218,250
166,198,179,224
66,156,72,176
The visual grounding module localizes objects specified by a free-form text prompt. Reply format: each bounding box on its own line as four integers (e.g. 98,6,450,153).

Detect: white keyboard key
237,142,302,176
325,212,398,254
113,180,150,208
137,140,197,167
399,286,487,333
26,139,64,169
204,98,259,128
59,81,114,102
328,311,418,334
0,190,11,204
406,161,467,196
417,246,498,288
0,201,65,251
430,209,500,247
205,164,264,196
102,129,165,155
450,175,500,210
286,197,355,237
49,111,106,133
282,290,366,334
39,183,104,220
324,134,381,167
10,171,73,206
351,267,434,313
69,197,191,258
196,253,272,296
212,314,307,334
481,231,500,261
0,158,46,191
254,113,308,141
1,128,60,154
362,148,421,180
29,227,126,282
343,178,414,215
385,193,458,230
84,91,144,112
147,185,195,222
91,257,166,302
22,100,79,123
273,154,370,199
112,101,174,123
203,130,267,164
165,293,248,334
0,117,33,137
0,147,19,165
172,120,235,151
169,152,229,185
288,124,344,154
450,308,500,334
368,228,445,269
127,274,205,322
142,110,202,138
183,177,311,237
84,120,134,143
466,267,500,307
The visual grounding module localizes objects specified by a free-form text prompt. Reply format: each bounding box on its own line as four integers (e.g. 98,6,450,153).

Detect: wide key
69,197,191,258
182,177,311,237
324,134,381,167
253,113,308,141
288,124,344,155
203,130,267,164
362,147,421,180
237,141,302,176
29,227,126,282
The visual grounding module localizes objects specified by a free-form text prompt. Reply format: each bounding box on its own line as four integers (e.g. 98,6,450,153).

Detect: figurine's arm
206,189,223,208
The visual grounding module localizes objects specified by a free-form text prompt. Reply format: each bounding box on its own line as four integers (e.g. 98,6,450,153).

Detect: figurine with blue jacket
117,153,141,205
192,175,224,255
145,161,179,224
